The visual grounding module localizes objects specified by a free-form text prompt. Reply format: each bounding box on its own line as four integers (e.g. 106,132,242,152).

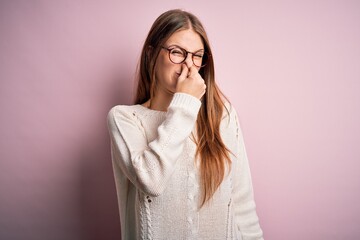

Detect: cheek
156,56,181,83
163,56,180,74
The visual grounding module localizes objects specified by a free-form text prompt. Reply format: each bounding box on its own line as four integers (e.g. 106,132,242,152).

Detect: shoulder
108,104,140,120
107,104,146,129
108,104,140,114
221,100,239,122
220,100,245,138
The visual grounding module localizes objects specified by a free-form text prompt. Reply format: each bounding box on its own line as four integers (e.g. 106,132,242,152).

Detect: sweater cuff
169,93,201,114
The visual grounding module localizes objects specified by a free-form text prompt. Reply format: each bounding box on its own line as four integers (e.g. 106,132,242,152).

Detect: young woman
107,9,264,240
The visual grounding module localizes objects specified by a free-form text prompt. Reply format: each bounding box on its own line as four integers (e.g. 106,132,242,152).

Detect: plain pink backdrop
1,1,359,239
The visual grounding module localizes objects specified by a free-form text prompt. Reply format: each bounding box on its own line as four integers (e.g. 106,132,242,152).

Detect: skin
143,28,207,111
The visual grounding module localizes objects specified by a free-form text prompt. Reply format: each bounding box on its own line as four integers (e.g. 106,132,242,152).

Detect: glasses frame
161,45,210,68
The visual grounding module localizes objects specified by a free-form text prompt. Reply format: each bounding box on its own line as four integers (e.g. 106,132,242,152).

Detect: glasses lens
169,48,186,64
193,52,209,67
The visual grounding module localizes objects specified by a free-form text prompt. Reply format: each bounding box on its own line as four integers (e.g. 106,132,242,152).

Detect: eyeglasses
161,45,210,68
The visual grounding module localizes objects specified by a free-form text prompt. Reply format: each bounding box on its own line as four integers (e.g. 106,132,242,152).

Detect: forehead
165,29,204,51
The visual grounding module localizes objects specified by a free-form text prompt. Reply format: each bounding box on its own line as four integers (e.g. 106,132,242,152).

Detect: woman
107,9,263,240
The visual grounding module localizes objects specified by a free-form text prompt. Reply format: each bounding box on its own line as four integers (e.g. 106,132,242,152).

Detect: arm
232,109,264,240
107,93,201,196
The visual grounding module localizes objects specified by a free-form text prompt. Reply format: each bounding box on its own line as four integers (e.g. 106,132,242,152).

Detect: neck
149,89,174,112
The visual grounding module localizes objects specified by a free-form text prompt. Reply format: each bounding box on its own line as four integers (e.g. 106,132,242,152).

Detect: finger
178,64,189,80
188,65,198,76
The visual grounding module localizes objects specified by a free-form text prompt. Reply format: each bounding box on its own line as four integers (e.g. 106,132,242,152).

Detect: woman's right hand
175,64,206,99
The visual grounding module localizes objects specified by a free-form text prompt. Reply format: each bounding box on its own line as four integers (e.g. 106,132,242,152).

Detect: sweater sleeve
107,93,201,197
231,108,264,240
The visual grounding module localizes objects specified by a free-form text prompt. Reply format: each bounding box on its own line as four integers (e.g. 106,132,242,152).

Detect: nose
184,53,193,68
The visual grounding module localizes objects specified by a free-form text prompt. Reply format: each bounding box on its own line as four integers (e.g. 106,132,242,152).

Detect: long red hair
134,9,231,207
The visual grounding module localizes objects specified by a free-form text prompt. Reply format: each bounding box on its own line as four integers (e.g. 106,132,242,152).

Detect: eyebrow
167,44,204,53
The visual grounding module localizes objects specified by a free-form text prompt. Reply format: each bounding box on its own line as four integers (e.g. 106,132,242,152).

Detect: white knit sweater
107,93,263,240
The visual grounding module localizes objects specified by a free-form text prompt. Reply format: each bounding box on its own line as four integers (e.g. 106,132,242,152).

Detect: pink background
1,1,359,239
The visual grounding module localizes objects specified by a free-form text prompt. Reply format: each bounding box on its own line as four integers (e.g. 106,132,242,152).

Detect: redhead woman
107,9,264,240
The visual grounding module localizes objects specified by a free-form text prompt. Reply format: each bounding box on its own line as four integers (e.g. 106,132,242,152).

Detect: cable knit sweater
107,93,263,240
